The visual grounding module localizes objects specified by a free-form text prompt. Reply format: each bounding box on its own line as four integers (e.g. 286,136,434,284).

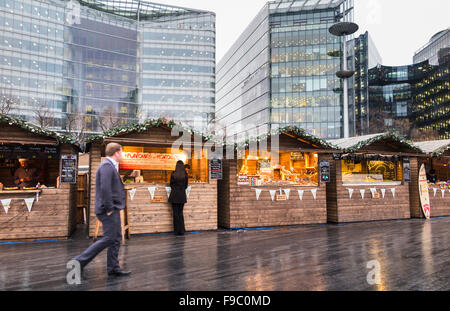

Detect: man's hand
107,211,113,216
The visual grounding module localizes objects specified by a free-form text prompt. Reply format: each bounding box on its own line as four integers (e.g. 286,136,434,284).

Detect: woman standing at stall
168,160,189,236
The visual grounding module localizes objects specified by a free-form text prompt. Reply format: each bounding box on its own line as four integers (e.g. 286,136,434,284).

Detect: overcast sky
155,0,449,66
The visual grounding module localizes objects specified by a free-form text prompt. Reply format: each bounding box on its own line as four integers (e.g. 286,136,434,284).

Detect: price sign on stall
60,155,78,184
320,161,331,183
210,158,223,180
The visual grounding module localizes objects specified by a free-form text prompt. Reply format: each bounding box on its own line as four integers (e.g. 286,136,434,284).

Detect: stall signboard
0,145,59,159
418,164,431,219
320,161,331,183
210,158,223,180
403,157,411,182
61,154,78,184
120,152,186,171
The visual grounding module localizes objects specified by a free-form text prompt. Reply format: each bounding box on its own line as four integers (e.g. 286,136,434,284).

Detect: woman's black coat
168,172,188,204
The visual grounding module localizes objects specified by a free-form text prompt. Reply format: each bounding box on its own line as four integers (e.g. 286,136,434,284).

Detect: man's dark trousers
75,210,121,273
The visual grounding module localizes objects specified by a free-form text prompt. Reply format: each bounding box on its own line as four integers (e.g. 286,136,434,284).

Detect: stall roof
0,113,79,147
230,125,339,150
85,118,220,145
413,140,450,156
329,133,424,154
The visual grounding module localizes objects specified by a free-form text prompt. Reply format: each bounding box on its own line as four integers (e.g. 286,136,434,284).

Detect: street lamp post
329,0,358,138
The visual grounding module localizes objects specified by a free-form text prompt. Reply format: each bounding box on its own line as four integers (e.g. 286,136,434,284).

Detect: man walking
74,143,131,277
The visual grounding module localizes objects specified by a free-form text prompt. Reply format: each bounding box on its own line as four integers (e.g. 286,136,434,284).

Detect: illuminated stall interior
331,133,423,186
340,154,403,185
113,145,208,185
237,150,319,186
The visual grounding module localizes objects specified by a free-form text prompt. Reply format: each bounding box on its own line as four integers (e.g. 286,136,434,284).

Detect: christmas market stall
217,126,338,229
0,114,80,241
410,140,450,218
85,119,218,237
326,133,424,223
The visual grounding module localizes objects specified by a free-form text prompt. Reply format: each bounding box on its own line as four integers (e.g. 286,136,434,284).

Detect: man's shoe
108,269,131,277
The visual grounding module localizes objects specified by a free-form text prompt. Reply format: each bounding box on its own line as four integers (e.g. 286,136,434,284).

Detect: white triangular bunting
298,190,304,200
442,189,445,198
360,189,365,199
129,188,137,201
311,189,318,200
381,189,386,199
433,188,438,197
347,188,354,199
1,199,11,214
186,186,192,199
255,188,262,200
269,190,276,201
391,188,396,198
24,198,34,212
148,187,157,200
283,189,291,200
370,188,377,198
165,187,172,198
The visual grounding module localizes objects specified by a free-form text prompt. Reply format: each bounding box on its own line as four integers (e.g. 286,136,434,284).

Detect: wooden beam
0,138,57,145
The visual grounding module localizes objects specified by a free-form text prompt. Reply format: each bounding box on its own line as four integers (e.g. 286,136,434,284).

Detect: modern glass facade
0,0,215,133
216,0,351,141
141,12,215,131
413,28,449,65
0,0,66,127
367,63,427,138
348,31,382,136
362,28,449,140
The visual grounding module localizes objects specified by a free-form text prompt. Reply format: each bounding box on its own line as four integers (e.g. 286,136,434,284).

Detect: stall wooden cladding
88,129,218,237
218,154,329,229
0,144,79,241
326,159,411,223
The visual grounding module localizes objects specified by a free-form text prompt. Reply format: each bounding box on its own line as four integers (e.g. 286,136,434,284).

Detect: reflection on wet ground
1,217,450,291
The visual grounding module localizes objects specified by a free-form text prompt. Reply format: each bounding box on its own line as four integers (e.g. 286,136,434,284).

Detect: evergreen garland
225,125,340,150
341,132,424,154
0,113,76,144
85,118,222,144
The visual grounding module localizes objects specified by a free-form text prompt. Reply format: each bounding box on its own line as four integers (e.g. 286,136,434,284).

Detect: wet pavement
1,217,450,291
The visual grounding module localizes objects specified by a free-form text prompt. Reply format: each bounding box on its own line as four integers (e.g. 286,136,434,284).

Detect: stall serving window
237,150,318,186
341,154,403,185
117,146,208,184
0,145,60,189
424,158,450,188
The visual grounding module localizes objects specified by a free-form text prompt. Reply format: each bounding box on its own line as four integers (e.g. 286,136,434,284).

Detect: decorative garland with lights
85,118,222,144
226,125,340,150
0,113,76,144
340,132,424,154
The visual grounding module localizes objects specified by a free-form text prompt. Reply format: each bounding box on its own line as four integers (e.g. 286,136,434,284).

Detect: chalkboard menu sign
320,161,331,183
0,145,59,159
210,158,223,180
60,154,78,184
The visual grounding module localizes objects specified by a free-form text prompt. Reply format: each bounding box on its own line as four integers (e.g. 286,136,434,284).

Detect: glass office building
216,0,352,141
413,29,450,139
0,0,215,133
367,62,429,138
347,31,382,136
413,28,449,65
363,29,449,139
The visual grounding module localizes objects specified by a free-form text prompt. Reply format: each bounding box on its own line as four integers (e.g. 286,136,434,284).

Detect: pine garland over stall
0,113,76,144
85,118,221,144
